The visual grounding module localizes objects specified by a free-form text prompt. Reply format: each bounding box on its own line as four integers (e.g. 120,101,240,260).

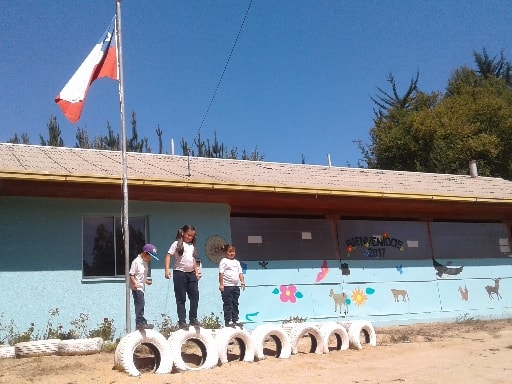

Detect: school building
1,143,511,338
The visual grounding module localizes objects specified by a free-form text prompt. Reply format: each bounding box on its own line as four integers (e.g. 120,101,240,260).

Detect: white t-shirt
168,240,195,272
129,254,148,292
219,257,243,286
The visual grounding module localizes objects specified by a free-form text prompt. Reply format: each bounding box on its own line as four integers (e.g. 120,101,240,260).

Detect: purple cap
143,244,159,260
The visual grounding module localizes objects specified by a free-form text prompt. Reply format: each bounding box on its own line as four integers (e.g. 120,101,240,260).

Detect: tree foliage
40,115,64,147
156,124,163,154
7,132,30,144
6,107,262,161
360,49,512,180
473,48,512,86
127,111,148,152
180,131,264,160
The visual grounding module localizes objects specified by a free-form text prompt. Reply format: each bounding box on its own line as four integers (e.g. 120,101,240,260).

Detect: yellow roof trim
2,170,511,204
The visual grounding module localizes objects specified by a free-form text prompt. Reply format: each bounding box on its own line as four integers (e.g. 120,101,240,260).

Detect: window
82,216,147,278
230,217,337,260
429,222,511,259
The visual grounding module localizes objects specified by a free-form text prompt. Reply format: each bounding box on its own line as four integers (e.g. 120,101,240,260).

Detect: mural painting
340,263,350,275
391,289,410,302
432,258,464,277
205,235,227,264
345,231,405,258
245,312,259,322
458,286,469,301
329,289,348,315
272,285,304,303
316,260,329,282
351,287,370,307
234,221,509,327
485,278,502,300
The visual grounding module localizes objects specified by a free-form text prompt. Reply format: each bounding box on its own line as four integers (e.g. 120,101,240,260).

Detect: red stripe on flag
54,99,85,125
55,17,117,124
96,46,118,80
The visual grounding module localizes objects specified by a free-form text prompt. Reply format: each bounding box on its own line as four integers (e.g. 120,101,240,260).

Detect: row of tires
114,320,377,377
0,337,104,359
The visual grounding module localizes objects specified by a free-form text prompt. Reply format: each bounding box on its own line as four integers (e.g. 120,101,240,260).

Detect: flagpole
115,0,131,334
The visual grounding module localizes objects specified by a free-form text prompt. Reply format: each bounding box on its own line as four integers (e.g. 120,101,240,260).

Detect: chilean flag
55,16,118,124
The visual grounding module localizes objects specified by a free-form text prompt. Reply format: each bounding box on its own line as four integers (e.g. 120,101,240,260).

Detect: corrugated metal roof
1,143,512,202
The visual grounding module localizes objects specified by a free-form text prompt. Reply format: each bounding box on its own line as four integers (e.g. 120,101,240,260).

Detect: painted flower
351,287,368,307
272,284,303,302
280,285,298,303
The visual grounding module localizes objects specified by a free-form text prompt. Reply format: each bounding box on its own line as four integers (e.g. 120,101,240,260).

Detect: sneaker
178,321,189,330
225,321,235,328
189,318,201,327
234,322,243,328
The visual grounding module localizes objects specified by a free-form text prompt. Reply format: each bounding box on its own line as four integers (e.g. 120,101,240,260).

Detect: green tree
371,72,420,114
361,72,440,170
473,48,512,86
360,49,512,179
100,121,120,150
7,133,30,144
241,146,264,161
127,111,147,152
40,115,64,147
75,127,91,149
156,124,163,154
424,77,512,177
181,131,263,160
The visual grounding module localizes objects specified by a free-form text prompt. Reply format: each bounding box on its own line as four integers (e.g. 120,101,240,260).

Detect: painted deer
458,286,468,301
485,278,502,300
391,288,409,302
329,289,348,315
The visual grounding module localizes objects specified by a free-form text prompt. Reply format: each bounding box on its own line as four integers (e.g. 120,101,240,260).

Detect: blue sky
1,1,510,167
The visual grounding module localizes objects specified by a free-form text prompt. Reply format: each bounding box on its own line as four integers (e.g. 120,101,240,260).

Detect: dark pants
173,270,199,323
221,286,240,324
131,289,147,327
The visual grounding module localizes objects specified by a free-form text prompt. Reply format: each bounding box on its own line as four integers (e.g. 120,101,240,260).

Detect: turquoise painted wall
1,196,511,340
0,196,230,339
233,220,512,329
235,259,511,329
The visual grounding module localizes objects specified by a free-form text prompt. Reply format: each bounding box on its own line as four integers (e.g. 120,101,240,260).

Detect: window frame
82,215,149,279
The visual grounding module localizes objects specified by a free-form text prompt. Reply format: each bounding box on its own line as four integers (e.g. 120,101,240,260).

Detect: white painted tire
115,329,173,377
14,339,60,358
214,326,255,363
0,345,15,359
250,324,291,360
169,327,218,371
340,320,377,350
286,323,324,355
317,322,349,353
57,337,103,356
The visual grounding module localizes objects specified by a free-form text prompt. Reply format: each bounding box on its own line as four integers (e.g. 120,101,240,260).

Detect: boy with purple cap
129,243,159,331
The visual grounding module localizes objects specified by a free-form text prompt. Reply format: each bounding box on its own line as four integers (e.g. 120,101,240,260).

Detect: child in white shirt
130,243,159,331
218,244,245,327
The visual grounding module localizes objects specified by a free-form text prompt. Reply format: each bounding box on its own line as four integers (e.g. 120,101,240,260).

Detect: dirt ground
1,319,511,384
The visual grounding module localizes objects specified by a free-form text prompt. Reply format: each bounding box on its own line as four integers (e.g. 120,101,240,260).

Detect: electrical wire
193,0,253,144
